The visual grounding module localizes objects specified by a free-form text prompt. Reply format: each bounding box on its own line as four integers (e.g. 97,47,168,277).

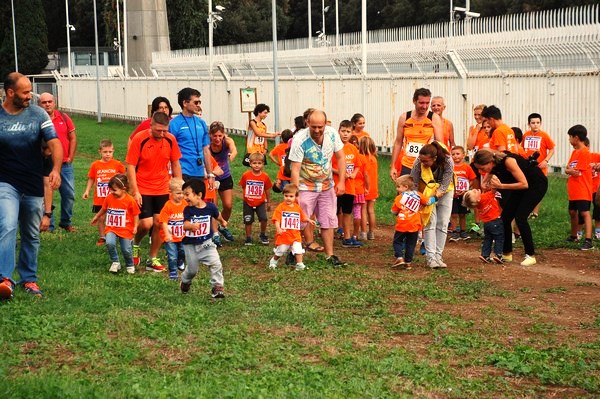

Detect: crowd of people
0,72,597,301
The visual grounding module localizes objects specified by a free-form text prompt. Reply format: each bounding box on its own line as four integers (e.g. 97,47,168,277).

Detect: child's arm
265,190,272,212
91,208,107,225
274,220,283,236
82,178,94,199
132,215,139,235
268,150,279,165
161,222,172,243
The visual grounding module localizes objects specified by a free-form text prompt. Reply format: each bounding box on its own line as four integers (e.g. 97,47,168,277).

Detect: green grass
0,115,598,398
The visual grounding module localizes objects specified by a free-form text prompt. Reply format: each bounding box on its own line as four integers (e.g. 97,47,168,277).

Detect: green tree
0,0,49,77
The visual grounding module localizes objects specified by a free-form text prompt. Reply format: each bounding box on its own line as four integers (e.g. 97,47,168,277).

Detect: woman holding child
410,142,454,269
472,150,548,266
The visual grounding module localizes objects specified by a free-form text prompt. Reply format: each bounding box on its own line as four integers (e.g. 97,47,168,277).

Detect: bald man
39,92,78,232
0,73,63,299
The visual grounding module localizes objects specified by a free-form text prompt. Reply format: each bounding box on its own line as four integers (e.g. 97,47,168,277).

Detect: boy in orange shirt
269,184,316,271
91,174,140,274
391,175,436,269
482,105,520,154
522,113,555,218
271,129,294,193
463,188,504,264
449,146,477,241
590,152,600,239
83,139,125,245
159,178,187,280
239,152,273,245
565,125,593,250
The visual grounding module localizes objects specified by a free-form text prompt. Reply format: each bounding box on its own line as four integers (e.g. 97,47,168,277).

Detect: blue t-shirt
169,114,209,177
0,105,58,196
182,202,220,245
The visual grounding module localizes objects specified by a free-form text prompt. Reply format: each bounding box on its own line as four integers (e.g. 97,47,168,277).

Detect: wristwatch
207,173,215,178
43,212,53,218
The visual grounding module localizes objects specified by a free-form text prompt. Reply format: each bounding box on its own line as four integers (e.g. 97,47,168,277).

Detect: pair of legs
134,194,170,259
272,242,305,268
49,163,76,230
164,241,185,273
105,232,134,267
481,218,504,258
393,231,418,263
337,194,354,240
243,202,268,239
423,190,453,264
182,241,224,288
299,188,337,257
361,199,376,236
352,201,364,239
217,178,233,222
570,201,592,239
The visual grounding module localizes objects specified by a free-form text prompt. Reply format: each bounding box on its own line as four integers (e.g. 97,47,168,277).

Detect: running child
83,139,125,245
270,129,294,192
159,178,187,280
91,174,140,274
269,184,316,271
181,179,227,298
239,152,273,245
449,146,477,241
462,189,504,264
359,136,378,240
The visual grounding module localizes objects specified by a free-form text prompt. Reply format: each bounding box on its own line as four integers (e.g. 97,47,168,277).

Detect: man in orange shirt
126,112,183,271
482,105,519,154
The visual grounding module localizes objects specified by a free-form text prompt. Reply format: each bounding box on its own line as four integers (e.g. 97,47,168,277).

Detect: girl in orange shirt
359,136,378,240
246,103,280,163
91,174,140,274
351,113,370,140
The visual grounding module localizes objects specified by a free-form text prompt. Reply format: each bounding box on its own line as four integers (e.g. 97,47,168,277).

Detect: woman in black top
472,150,548,266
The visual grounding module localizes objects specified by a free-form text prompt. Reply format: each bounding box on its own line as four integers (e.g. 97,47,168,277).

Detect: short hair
413,88,431,101
151,96,173,117
99,139,113,149
452,145,465,154
253,103,270,116
338,120,352,130
169,177,184,192
512,127,523,144
182,178,205,198
109,173,129,191
528,113,542,123
3,72,25,91
283,183,299,196
281,129,293,143
481,105,502,120
473,104,486,111
151,111,170,126
209,121,225,135
249,152,264,163
567,125,587,141
462,190,478,209
303,108,316,121
432,95,444,104
177,87,200,109
395,175,415,190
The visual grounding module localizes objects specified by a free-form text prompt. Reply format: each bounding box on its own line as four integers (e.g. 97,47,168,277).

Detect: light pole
308,0,312,49
11,0,18,72
335,0,339,47
116,0,122,70
93,0,101,122
208,1,225,79
65,0,74,78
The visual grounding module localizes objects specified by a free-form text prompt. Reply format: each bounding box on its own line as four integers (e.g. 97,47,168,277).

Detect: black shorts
182,175,205,184
140,194,169,219
337,194,355,215
92,205,102,213
569,200,591,213
452,196,470,215
218,175,234,192
243,202,268,224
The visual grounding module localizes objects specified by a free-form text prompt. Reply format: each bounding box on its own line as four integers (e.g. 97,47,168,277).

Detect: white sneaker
428,258,442,269
126,266,135,274
268,258,278,270
437,257,448,268
295,262,306,271
520,255,537,266
109,262,121,273
359,232,367,241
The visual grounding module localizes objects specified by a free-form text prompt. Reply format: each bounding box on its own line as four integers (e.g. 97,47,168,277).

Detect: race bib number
96,181,110,198
400,192,421,213
281,211,301,230
280,155,286,165
186,215,210,238
245,180,265,197
568,161,578,169
523,136,542,151
254,136,265,145
456,177,469,192
105,208,126,228
168,220,184,238
346,164,355,175
406,142,424,157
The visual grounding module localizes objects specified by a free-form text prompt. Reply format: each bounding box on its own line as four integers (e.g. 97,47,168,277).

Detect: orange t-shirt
442,118,453,149
591,152,600,193
489,124,519,154
87,159,126,206
272,202,307,245
364,154,379,201
276,165,290,182
353,154,367,196
158,199,186,242
270,143,288,167
239,170,272,207
567,147,593,201
352,130,370,140
472,126,490,152
102,193,140,239
453,162,477,195
522,130,555,176
478,191,502,223
333,143,361,196
204,157,219,203
391,191,428,233
126,129,182,195
396,111,434,171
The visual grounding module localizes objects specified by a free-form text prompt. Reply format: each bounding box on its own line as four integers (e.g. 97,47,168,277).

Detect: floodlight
215,5,225,11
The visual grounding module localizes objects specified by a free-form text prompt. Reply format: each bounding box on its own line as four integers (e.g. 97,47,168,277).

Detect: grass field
0,115,598,398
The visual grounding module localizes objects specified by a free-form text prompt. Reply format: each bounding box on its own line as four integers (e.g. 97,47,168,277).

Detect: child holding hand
463,189,504,264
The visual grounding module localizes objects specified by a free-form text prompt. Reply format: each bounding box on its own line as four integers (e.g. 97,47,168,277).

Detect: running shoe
259,233,269,245
211,285,225,299
269,258,278,270
132,245,141,266
244,237,254,246
327,255,347,267
218,226,235,242
146,257,166,272
580,239,593,251
459,231,470,240
212,234,223,248
168,270,178,280
23,281,43,297
295,263,306,271
520,255,537,266
0,278,14,300
109,262,121,274
180,281,191,294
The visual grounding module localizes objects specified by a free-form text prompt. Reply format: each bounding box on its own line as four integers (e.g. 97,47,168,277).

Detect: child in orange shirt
269,184,316,271
239,152,273,245
590,152,600,239
449,146,477,241
271,129,294,193
391,175,436,269
566,125,593,250
463,189,504,264
359,136,378,240
350,135,370,243
83,139,125,246
91,174,140,274
159,178,187,280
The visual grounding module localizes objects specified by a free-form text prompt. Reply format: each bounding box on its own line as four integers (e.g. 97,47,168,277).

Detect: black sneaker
580,239,593,251
459,231,471,240
259,233,269,245
244,237,254,246
327,255,347,267
566,235,579,242
180,281,191,294
218,226,235,242
211,285,225,299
